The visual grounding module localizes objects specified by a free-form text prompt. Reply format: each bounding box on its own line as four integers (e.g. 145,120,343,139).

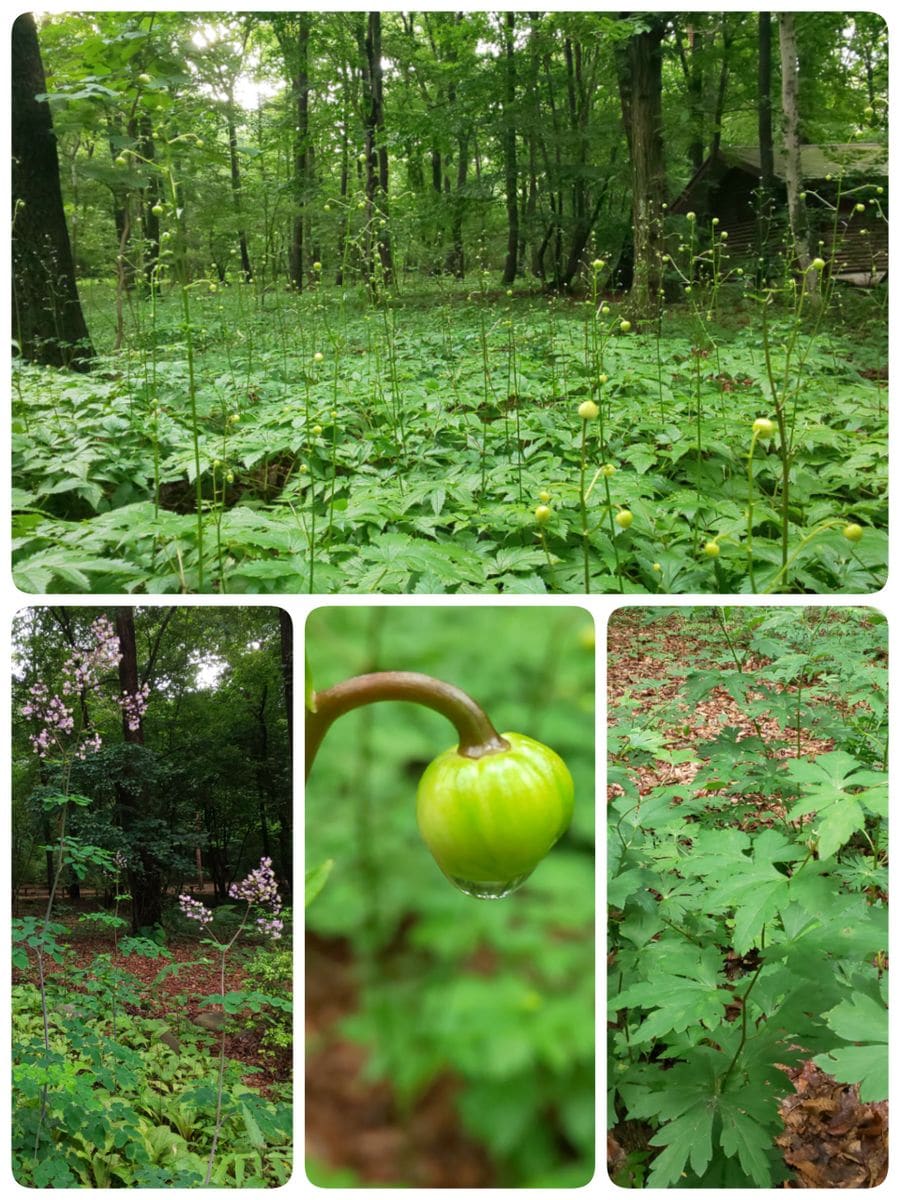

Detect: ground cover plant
12,607,293,1188
305,606,594,1186
12,12,887,594
607,607,887,1187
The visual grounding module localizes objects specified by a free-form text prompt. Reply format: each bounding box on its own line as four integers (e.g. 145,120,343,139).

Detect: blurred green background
305,606,594,1187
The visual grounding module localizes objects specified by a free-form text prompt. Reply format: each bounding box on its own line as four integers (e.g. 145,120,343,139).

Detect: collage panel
304,605,595,1186
11,606,293,1188
607,606,888,1188
10,11,887,597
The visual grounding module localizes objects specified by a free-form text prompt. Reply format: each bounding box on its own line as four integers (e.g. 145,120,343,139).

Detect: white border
3,3,896,1197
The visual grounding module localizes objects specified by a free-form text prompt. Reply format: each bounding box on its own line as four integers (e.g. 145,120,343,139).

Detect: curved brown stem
306,671,508,779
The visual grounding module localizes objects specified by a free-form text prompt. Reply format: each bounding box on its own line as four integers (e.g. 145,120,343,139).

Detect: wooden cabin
669,143,888,284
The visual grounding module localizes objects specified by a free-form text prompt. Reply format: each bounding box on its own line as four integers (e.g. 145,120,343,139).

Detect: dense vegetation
305,606,594,1186
608,607,887,1187
11,11,888,594
12,607,293,1187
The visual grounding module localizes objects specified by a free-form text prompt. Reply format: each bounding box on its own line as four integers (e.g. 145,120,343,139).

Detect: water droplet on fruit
447,872,532,900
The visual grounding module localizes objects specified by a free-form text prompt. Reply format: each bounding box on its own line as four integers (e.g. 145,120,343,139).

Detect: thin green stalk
719,928,766,1093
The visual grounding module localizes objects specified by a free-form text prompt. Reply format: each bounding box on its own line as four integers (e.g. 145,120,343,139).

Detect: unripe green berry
842,523,863,542
753,417,776,438
600,463,616,478
151,203,164,217
313,351,324,363
615,509,633,530
137,73,152,86
578,400,599,421
534,504,552,525
416,732,574,898
703,540,720,558
619,320,632,334
686,211,696,222
811,257,826,271
115,155,128,167
538,490,551,503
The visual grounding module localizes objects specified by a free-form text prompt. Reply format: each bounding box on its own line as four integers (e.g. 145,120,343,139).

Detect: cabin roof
717,142,887,181
671,142,887,214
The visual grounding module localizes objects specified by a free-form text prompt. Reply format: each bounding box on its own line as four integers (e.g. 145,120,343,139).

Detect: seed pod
417,732,574,899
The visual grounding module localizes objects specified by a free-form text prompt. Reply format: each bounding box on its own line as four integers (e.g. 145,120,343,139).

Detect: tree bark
290,15,310,289
616,14,667,316
12,13,94,369
114,607,162,933
778,13,819,299
357,13,393,287
501,12,519,284
226,91,253,282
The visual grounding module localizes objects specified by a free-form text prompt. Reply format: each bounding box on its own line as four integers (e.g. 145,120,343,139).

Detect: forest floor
606,610,888,1188
12,902,290,1095
305,932,494,1187
12,282,888,594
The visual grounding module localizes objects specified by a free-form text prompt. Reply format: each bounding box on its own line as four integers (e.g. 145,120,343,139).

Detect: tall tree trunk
290,14,310,290
114,608,162,933
501,12,519,284
616,14,667,317
226,91,252,282
757,12,776,277
778,13,819,300
278,610,293,893
359,12,393,287
12,13,94,370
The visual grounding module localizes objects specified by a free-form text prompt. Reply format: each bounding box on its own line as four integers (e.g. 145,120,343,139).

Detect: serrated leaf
814,990,888,1101
718,1101,773,1186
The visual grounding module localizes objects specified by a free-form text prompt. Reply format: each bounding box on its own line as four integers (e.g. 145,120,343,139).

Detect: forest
12,11,888,593
12,606,293,1187
608,607,887,1187
305,606,594,1185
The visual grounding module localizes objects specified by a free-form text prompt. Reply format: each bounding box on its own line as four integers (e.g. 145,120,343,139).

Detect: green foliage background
305,606,595,1186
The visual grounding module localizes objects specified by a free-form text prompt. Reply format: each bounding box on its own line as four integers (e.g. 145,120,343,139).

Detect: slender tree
501,11,519,284
11,13,94,369
616,12,667,316
778,12,819,300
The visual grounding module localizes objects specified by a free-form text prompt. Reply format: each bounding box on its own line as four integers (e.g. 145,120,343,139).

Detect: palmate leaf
612,975,731,1044
814,988,888,1101
646,1101,715,1187
785,751,886,859
718,1097,775,1186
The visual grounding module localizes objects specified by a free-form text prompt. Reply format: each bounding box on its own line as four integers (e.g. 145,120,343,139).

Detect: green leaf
305,858,334,907
814,989,888,1101
647,1101,715,1186
718,1099,773,1186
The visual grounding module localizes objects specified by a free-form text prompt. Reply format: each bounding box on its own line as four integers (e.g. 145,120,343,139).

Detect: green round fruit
703,540,720,558
416,732,574,898
534,504,552,525
137,73,152,86
811,257,826,271
752,417,776,438
578,400,599,421
615,509,633,530
842,523,863,542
